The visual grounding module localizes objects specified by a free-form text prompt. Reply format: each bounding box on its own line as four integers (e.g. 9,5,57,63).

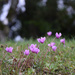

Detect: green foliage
19,0,75,38
1,0,75,38
0,37,75,74
19,0,57,38
21,20,52,38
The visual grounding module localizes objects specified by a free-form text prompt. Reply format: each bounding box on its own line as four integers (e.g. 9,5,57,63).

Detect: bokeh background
0,0,75,41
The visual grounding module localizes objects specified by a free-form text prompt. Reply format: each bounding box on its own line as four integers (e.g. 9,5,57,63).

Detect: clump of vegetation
0,31,75,75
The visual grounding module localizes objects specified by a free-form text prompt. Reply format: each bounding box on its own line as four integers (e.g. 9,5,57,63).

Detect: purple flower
24,50,30,55
48,42,55,47
52,46,57,51
55,32,62,39
48,44,51,47
31,48,40,54
47,31,52,36
37,37,46,43
29,44,37,48
60,38,65,45
29,44,40,54
29,44,37,51
5,47,13,53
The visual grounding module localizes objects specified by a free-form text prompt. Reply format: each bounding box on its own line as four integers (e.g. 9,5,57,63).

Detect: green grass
0,37,75,75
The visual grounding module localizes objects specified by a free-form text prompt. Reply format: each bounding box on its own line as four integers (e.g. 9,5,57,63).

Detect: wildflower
60,38,65,45
31,48,40,54
48,42,55,47
30,44,37,48
29,44,40,54
52,46,57,51
24,50,30,55
37,37,46,43
55,32,62,39
5,47,13,53
47,31,52,36
29,44,37,51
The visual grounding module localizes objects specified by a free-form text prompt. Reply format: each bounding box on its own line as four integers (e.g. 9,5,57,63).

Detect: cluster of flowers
24,44,40,55
5,44,40,55
6,47,13,53
5,31,65,55
37,31,65,51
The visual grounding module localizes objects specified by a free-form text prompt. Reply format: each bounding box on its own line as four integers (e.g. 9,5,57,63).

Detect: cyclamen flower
47,31,52,36
31,47,40,54
5,47,13,53
37,37,46,43
60,38,65,45
48,42,55,47
29,44,40,54
29,44,37,49
52,46,57,51
29,44,37,51
55,32,62,39
24,50,30,55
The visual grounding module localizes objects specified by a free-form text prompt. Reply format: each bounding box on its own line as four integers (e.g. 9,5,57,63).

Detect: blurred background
0,0,75,42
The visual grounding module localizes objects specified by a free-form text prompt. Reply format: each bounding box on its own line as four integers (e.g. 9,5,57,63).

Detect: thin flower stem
49,43,61,68
38,40,47,62
19,59,26,72
41,49,49,65
52,37,56,42
2,52,7,60
57,43,61,50
18,55,24,68
19,55,28,72
19,52,32,72
0,61,2,75
18,45,28,68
